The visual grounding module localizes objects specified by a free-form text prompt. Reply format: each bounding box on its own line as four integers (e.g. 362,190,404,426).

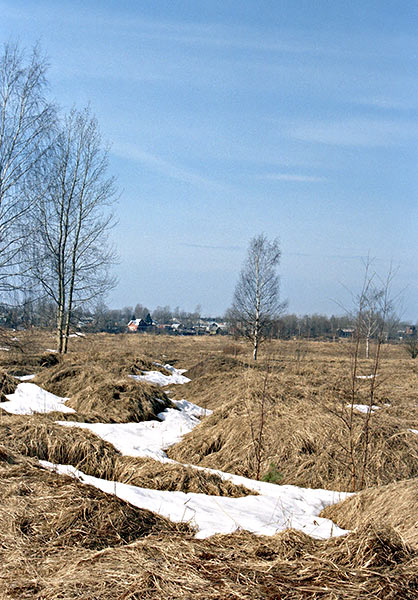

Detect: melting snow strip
41,460,350,540
58,399,212,461
14,374,36,381
349,404,381,414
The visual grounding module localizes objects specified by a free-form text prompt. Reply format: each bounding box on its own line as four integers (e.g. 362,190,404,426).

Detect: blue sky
1,0,417,318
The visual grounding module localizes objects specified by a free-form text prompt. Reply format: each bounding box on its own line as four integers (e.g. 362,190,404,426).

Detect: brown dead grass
167,346,418,491
33,360,172,423
0,333,416,598
1,503,416,599
0,446,189,554
1,442,416,599
321,478,418,548
112,456,255,496
185,354,245,379
0,349,60,376
0,368,17,401
0,415,253,497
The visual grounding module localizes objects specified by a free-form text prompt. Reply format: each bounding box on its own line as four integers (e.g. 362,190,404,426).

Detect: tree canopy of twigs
227,234,285,360
0,43,117,352
26,107,117,353
0,43,55,294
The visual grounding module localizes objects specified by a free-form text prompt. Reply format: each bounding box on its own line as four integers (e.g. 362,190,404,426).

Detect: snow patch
14,374,36,381
131,363,190,386
41,461,350,540
172,398,212,418
58,399,205,461
349,404,380,414
2,383,74,415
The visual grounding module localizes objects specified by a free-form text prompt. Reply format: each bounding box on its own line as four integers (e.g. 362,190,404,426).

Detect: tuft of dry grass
0,368,17,401
0,415,253,497
321,478,418,548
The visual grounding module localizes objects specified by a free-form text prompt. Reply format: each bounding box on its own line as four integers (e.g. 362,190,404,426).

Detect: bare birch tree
334,259,399,490
352,259,398,358
28,107,117,353
0,43,55,294
228,234,285,360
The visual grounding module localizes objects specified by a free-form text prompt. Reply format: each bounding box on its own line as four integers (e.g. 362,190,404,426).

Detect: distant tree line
1,298,414,341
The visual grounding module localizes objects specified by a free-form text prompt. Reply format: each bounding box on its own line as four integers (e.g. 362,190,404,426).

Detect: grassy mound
34,362,172,423
0,350,60,376
167,369,418,491
0,416,253,497
0,416,119,474
112,456,255,496
3,523,416,599
0,448,188,555
321,478,418,548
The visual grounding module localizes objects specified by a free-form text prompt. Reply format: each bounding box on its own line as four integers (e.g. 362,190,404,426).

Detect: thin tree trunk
253,256,261,361
63,305,71,353
253,336,258,361
56,301,65,354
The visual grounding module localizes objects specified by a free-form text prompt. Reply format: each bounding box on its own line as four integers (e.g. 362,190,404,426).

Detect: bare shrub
404,336,418,359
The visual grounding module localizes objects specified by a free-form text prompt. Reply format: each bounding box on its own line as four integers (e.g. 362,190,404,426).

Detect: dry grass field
0,330,416,599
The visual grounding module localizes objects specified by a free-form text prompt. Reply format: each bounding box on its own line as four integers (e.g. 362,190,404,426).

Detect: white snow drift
59,399,211,461
2,383,75,415
42,461,349,540
350,404,381,414
131,363,190,386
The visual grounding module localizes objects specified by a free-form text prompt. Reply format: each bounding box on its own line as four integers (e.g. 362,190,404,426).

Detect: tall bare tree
0,43,55,294
29,107,117,353
228,234,285,360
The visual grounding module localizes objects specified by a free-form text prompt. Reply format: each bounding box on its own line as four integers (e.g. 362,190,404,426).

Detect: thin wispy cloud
261,174,327,182
181,243,242,251
283,252,401,264
287,117,417,147
111,143,233,192
15,1,413,63
354,97,418,112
